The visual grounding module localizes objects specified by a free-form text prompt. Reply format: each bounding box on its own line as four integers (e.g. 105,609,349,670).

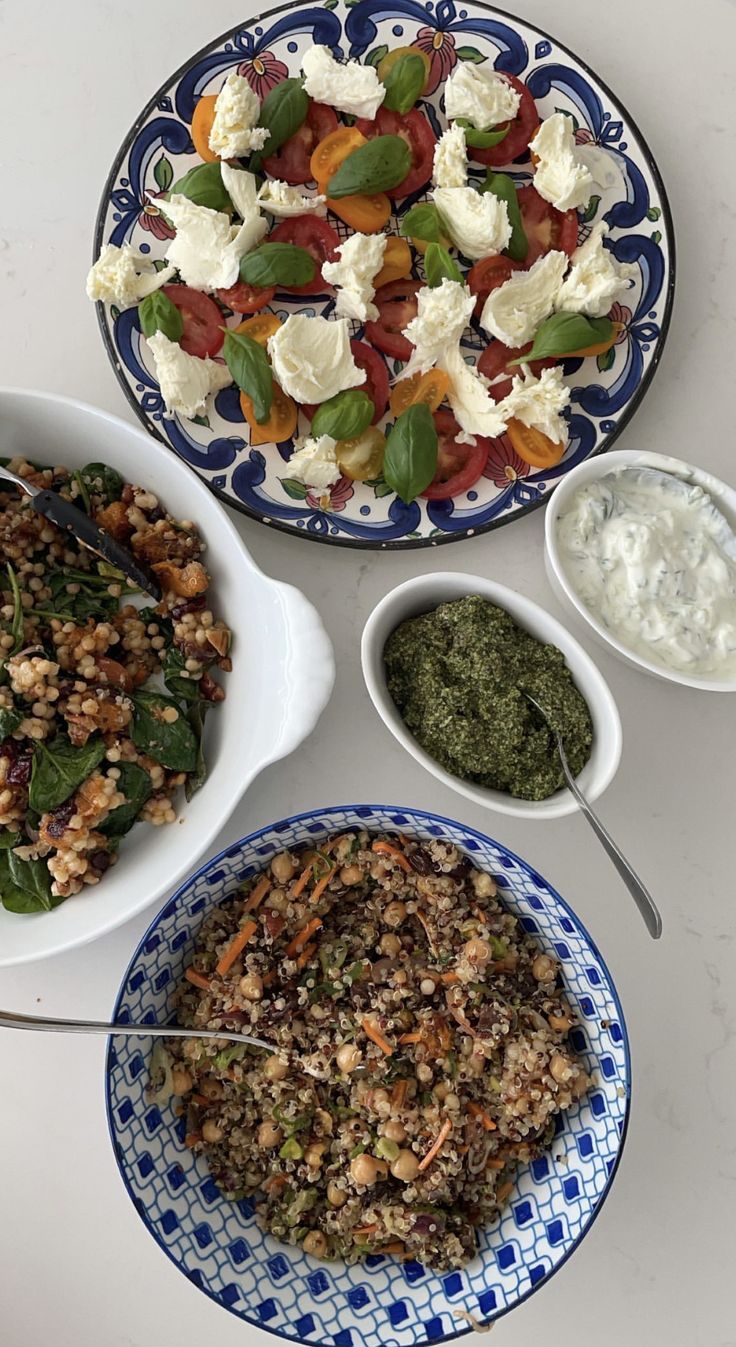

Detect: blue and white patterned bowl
106,804,630,1344
93,0,674,549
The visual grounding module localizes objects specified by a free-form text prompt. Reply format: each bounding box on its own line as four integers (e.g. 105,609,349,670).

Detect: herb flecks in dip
383,595,593,800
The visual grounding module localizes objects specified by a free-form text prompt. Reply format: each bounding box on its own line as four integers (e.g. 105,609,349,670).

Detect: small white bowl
544,449,736,692
361,572,622,820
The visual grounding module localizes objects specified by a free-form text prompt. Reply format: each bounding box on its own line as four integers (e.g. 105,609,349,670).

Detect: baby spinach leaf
138,290,184,343
479,171,527,262
73,470,92,514
240,242,316,288
130,691,197,772
400,202,444,243
162,646,201,704
79,462,125,503
184,702,209,801
327,136,412,198
383,404,438,504
311,390,374,441
509,312,614,364
0,704,22,741
382,52,426,114
29,734,106,813
100,762,153,838
456,117,509,149
255,78,309,160
0,830,21,850
222,330,274,425
6,850,54,911
424,242,462,288
6,564,25,655
171,161,233,213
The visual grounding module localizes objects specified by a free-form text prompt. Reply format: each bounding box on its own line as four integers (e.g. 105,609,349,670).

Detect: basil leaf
184,702,209,801
479,172,527,262
327,136,412,198
383,404,438,504
400,202,444,243
222,330,273,425
383,53,426,114
7,850,54,911
80,462,125,503
240,242,316,288
509,313,614,365
456,118,510,149
138,290,184,343
130,691,198,772
100,763,153,838
311,390,374,441
29,734,106,813
255,78,309,160
0,704,22,740
171,161,232,213
6,564,24,655
424,242,462,288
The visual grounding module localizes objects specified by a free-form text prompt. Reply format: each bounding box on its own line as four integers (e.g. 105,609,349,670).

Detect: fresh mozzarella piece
321,233,386,321
220,162,260,220
497,364,570,444
555,222,637,317
86,244,175,309
301,45,385,119
400,279,475,380
256,179,327,217
480,249,568,347
433,186,511,260
267,315,365,404
287,435,341,490
530,112,594,212
164,194,267,291
438,345,507,444
208,72,268,157
443,62,520,130
146,332,232,418
432,124,468,189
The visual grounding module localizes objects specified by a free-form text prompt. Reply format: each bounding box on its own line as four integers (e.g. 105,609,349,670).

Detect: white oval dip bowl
0,388,335,965
361,573,622,821
544,449,736,691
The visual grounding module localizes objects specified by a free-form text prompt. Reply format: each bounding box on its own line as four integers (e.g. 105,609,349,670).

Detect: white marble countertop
1,1,734,1343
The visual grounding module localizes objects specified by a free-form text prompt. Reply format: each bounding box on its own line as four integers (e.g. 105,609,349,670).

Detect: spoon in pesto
523,692,662,939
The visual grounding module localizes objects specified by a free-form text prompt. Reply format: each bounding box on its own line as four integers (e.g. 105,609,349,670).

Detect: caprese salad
88,44,636,505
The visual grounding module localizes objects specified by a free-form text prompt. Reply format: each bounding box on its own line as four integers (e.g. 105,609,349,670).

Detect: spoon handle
559,757,663,940
0,1008,270,1049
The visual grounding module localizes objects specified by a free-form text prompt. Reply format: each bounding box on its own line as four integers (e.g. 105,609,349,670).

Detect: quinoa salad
0,457,231,912
157,829,591,1270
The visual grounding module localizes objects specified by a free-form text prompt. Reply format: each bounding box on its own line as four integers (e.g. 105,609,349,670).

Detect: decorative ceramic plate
94,0,674,548
106,804,630,1346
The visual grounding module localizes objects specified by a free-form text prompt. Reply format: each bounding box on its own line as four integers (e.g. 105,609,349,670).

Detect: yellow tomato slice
377,46,431,91
390,369,450,418
233,314,281,348
191,95,219,163
565,321,625,358
374,236,413,288
336,426,387,481
310,128,366,186
240,383,297,447
319,186,392,233
506,419,566,469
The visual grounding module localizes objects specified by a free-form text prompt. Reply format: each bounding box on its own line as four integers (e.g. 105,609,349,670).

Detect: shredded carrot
291,863,313,897
263,1174,287,1196
371,840,412,872
244,874,271,912
375,1242,406,1256
185,967,212,992
361,1016,394,1056
295,941,317,970
398,1031,422,1045
418,1117,453,1172
457,1144,470,1156
284,916,323,958
215,919,257,976
354,1223,378,1238
191,1093,212,1108
468,1102,497,1131
310,865,337,904
497,1181,514,1203
414,909,436,949
391,1079,408,1108
184,1131,201,1148
440,970,459,984
486,1157,505,1171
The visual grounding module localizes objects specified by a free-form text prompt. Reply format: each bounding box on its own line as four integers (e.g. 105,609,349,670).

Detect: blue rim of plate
104,802,632,1344
93,0,675,551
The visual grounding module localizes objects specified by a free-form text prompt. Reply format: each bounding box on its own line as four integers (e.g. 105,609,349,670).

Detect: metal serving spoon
524,691,663,940
0,1008,273,1052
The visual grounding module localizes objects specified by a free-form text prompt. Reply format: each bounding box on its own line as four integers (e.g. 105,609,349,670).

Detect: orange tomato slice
565,321,624,358
240,383,297,446
506,419,566,469
310,128,366,187
233,314,281,348
191,95,219,163
318,186,392,233
390,369,450,418
411,232,451,256
374,237,413,288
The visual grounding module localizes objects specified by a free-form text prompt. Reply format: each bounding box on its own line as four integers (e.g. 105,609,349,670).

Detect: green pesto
383,595,593,801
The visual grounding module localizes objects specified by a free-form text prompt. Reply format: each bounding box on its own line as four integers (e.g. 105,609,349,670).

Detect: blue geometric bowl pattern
93,0,674,549
106,804,630,1345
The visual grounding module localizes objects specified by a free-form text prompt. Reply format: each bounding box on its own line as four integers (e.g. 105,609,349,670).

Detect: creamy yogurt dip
556,466,736,677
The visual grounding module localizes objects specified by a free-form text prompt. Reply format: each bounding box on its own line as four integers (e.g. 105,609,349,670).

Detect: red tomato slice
215,281,276,315
467,256,522,317
355,107,436,197
517,184,578,266
421,410,490,500
350,339,389,423
469,74,540,167
263,100,339,184
161,285,224,357
478,339,557,402
268,215,340,295
364,279,421,362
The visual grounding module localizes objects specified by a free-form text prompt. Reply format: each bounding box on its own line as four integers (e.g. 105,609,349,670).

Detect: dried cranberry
147,507,166,523
170,595,207,620
408,847,439,876
4,742,33,786
89,849,111,874
45,798,76,838
448,858,471,880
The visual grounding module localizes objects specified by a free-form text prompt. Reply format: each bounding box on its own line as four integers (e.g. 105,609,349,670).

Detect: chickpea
463,937,491,965
350,1154,380,1186
336,1043,363,1074
303,1230,328,1258
416,1062,433,1084
548,1011,574,1032
380,933,401,957
271,852,297,884
340,863,363,886
532,953,556,982
327,1181,347,1208
239,972,264,1001
390,1149,420,1182
304,1142,326,1168
202,1119,224,1144
471,870,496,899
268,890,290,914
383,900,407,928
199,1077,224,1101
171,1068,193,1096
264,1054,288,1081
444,1092,461,1110
549,1053,572,1084
420,978,436,995
257,1120,283,1149
384,1120,406,1143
